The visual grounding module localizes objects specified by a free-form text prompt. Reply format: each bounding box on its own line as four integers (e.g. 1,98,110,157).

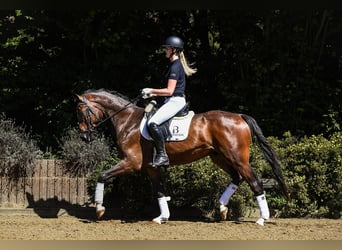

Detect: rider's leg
148,122,169,167
147,97,186,168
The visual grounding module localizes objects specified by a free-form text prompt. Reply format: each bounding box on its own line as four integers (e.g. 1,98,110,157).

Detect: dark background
0,10,341,151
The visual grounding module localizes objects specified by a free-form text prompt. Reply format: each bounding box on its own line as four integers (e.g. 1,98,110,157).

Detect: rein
82,93,143,132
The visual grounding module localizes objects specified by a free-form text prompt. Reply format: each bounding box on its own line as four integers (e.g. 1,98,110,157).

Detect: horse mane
82,88,134,103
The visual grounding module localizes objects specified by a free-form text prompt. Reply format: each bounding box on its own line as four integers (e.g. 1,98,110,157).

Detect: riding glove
141,88,156,99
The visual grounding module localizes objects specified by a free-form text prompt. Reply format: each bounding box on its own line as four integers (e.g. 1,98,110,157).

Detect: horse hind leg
240,165,270,226
145,167,171,224
218,172,241,220
210,154,241,221
218,183,238,220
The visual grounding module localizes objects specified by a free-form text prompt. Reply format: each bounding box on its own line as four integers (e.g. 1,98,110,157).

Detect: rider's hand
141,88,156,99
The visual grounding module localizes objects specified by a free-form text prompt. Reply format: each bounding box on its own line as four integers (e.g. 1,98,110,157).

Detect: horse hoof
220,206,228,221
152,216,168,224
256,218,265,226
96,208,105,219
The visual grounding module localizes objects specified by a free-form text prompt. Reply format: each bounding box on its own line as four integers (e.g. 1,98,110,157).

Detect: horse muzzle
79,130,96,142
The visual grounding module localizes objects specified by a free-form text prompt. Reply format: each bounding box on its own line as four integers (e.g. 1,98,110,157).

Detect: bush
84,131,342,219
58,128,111,177
280,132,342,218
250,131,342,218
0,115,40,180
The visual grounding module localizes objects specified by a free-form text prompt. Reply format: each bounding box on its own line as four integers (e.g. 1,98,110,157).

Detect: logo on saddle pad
140,111,195,141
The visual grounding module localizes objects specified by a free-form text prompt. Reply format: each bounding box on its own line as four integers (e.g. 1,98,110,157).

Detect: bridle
77,93,143,140
77,96,100,140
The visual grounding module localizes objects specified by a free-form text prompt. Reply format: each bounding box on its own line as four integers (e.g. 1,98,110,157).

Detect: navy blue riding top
165,59,186,97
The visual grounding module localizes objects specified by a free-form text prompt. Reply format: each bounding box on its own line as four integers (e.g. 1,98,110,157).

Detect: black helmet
162,36,184,49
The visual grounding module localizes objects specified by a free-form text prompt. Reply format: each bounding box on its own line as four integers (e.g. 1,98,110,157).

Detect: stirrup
152,216,169,224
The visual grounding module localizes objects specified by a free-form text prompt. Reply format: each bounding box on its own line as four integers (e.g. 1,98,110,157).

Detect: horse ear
71,93,82,103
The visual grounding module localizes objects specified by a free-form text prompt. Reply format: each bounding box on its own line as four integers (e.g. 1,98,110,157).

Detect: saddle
140,101,194,142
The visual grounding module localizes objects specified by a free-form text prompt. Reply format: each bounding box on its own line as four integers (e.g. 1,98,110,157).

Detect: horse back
193,110,249,130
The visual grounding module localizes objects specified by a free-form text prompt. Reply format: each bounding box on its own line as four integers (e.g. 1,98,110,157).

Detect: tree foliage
0,10,341,151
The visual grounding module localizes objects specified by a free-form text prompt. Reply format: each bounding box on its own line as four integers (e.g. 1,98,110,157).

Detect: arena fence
0,159,277,218
0,160,90,209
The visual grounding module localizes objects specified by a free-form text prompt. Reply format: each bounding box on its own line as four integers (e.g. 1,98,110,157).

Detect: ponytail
179,51,197,77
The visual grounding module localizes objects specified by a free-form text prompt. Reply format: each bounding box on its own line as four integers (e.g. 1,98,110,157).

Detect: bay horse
74,89,291,226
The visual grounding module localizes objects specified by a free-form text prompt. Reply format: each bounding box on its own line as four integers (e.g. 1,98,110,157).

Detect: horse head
73,93,105,142
73,89,143,142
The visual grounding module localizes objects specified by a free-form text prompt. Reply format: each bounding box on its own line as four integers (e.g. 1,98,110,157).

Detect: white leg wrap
219,183,238,205
218,183,238,220
94,182,104,205
256,193,270,225
152,196,171,224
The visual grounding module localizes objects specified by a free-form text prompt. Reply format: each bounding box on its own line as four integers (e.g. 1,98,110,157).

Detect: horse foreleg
152,196,171,224
94,160,134,219
145,167,171,224
94,182,106,219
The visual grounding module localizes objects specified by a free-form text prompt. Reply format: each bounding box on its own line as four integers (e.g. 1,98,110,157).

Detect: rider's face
165,46,172,58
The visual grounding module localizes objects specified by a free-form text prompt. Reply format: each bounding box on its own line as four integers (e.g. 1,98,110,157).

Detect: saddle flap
140,111,195,141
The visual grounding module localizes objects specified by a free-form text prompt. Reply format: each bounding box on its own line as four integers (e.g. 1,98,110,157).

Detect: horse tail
241,114,291,202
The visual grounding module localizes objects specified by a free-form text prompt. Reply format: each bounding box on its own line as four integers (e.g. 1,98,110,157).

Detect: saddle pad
140,111,195,141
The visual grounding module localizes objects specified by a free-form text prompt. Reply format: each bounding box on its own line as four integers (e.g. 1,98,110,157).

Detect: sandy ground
0,213,341,240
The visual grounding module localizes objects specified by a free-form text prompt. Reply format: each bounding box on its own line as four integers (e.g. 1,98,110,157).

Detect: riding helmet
162,36,184,49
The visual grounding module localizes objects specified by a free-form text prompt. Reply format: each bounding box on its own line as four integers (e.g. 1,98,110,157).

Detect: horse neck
86,92,143,125
86,93,129,112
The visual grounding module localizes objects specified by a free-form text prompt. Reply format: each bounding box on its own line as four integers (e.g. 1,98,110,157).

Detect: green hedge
268,132,342,218
86,132,342,219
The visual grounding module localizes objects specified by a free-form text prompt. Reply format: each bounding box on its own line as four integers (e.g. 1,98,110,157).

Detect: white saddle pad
140,111,195,141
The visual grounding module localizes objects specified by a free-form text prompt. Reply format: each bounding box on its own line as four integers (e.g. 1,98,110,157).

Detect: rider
141,35,197,168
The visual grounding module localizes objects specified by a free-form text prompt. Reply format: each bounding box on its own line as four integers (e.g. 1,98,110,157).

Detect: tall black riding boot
148,122,170,167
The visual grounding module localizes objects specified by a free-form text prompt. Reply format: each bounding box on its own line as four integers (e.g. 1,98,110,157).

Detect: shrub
280,132,342,218
58,128,111,177
250,131,342,218
0,115,40,180
84,131,342,219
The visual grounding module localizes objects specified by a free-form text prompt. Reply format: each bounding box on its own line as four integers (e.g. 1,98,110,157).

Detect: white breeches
147,96,186,126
